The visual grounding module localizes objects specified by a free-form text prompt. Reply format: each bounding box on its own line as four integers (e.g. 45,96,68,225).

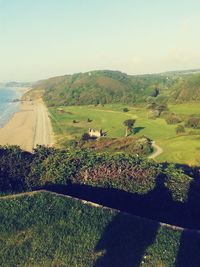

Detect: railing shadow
40,180,200,229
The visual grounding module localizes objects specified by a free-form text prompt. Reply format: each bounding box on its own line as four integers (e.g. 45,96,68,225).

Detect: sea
0,87,24,128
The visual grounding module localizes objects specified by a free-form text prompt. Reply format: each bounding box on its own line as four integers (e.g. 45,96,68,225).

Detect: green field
49,103,200,165
1,190,200,267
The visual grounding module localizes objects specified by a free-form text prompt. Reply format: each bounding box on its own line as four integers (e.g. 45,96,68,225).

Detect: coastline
0,89,54,151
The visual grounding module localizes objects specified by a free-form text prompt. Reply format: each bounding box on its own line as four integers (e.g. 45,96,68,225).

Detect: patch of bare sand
0,99,54,151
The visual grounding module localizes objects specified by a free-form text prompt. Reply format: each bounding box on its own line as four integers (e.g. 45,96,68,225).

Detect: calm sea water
0,87,23,128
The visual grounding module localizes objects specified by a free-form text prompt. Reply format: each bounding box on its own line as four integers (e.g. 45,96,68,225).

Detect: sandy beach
0,98,54,151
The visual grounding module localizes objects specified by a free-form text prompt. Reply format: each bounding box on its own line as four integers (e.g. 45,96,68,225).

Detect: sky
0,0,200,81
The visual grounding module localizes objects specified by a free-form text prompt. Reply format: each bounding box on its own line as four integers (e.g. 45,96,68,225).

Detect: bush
164,164,192,202
123,108,129,112
176,125,185,135
148,110,160,119
185,116,200,129
166,114,182,125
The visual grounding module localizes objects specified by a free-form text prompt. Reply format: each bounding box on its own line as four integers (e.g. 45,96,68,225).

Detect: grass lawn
1,191,200,267
49,103,200,165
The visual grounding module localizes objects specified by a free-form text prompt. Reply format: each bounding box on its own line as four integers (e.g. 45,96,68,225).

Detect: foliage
123,119,136,136
32,70,173,106
81,137,153,155
151,88,159,97
123,107,129,112
163,164,192,202
0,146,32,192
176,125,185,135
185,116,200,129
165,114,182,124
0,145,195,204
147,95,168,118
171,73,200,102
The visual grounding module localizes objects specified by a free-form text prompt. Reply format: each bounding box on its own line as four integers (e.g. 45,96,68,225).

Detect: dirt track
148,141,163,159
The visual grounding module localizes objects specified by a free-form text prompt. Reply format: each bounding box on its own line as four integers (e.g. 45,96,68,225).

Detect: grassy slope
1,190,200,267
49,103,200,165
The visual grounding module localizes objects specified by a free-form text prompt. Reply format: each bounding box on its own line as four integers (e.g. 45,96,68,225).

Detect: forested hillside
32,69,200,106
171,73,200,102
33,70,171,106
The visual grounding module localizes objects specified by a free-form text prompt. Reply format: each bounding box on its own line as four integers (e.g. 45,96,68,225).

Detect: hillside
171,73,200,102
33,70,170,106
31,69,200,106
1,190,200,267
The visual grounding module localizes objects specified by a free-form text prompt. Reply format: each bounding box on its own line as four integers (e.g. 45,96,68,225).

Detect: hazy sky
0,0,200,81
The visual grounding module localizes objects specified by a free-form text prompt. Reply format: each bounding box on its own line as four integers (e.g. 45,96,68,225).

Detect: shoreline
0,89,54,151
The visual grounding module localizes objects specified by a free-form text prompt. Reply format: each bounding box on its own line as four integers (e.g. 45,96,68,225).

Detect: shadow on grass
94,213,159,267
133,127,145,134
41,178,200,229
175,231,200,267
39,177,200,266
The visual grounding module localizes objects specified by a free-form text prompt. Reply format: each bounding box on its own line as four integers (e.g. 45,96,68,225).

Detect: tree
123,108,129,112
151,88,159,97
123,119,136,137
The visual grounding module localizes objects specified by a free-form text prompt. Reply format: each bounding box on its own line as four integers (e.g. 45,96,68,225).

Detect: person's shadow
41,172,200,266
94,213,159,267
93,176,174,267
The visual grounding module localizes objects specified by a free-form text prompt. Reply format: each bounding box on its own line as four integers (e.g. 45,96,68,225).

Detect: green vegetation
0,146,200,266
31,69,200,107
171,73,200,102
185,115,200,129
81,136,152,155
176,125,185,135
48,103,200,165
1,191,200,267
3,69,200,266
123,119,136,137
33,70,173,106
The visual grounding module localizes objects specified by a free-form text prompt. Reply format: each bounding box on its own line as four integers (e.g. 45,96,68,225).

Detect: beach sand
0,99,54,151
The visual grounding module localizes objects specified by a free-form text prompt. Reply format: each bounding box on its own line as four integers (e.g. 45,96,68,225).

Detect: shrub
185,116,200,129
166,114,182,125
176,125,185,135
123,108,129,112
164,164,192,202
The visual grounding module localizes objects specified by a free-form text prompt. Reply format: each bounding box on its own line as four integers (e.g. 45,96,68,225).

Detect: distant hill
5,81,33,87
1,190,200,266
32,69,200,106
